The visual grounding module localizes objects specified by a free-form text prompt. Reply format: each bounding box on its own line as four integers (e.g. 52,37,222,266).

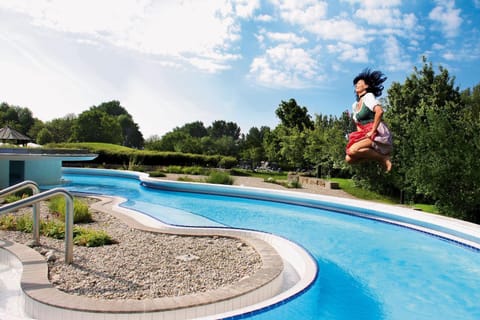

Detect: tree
117,114,144,148
279,126,308,170
305,113,349,177
239,126,269,168
0,103,38,135
208,120,241,140
275,98,314,131
96,101,144,148
71,108,122,144
384,58,479,221
44,114,76,143
36,127,54,145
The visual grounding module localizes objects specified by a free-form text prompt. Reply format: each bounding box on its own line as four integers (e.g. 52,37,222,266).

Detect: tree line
0,100,144,148
1,59,479,222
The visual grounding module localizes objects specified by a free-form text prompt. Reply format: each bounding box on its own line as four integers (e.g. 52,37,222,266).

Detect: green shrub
148,171,166,177
4,194,22,203
165,165,183,173
287,180,302,189
205,171,234,185
177,176,196,182
182,166,209,175
48,196,92,223
0,214,17,230
16,214,33,232
41,219,65,239
73,227,116,247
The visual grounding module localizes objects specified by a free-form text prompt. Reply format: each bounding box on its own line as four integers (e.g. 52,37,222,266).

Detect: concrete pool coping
0,195,318,320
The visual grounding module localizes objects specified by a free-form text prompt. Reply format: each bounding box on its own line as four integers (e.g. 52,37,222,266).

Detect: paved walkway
160,174,358,199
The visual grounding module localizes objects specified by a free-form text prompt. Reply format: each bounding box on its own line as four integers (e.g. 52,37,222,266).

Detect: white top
351,93,380,122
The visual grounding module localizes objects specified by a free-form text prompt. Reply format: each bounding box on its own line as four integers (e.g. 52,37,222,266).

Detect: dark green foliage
275,98,314,131
373,58,480,221
205,171,234,185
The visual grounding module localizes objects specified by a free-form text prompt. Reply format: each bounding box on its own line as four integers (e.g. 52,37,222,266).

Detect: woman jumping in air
345,68,393,172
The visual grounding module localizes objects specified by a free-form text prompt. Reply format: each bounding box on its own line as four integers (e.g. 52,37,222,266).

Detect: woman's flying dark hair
353,68,387,98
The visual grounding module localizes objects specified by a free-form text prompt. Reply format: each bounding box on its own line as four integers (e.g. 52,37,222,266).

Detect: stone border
1,195,318,320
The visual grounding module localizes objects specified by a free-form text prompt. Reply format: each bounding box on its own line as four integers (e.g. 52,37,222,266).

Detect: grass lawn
329,178,440,215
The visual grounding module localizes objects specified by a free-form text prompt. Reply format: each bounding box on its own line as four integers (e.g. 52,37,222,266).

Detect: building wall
0,158,63,189
25,159,63,186
0,160,9,189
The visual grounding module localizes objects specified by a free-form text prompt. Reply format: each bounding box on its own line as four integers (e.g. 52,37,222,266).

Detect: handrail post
64,195,74,264
32,195,40,246
0,180,41,245
0,187,75,264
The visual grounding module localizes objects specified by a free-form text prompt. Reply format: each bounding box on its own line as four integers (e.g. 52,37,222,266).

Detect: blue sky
1,0,479,138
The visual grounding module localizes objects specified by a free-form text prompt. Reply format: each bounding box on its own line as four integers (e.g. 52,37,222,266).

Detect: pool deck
0,194,318,320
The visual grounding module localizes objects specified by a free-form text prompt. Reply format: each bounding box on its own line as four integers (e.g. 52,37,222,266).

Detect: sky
1,0,479,138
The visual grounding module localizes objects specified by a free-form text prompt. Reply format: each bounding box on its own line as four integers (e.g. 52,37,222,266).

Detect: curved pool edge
61,167,480,248
1,195,318,320
140,177,480,250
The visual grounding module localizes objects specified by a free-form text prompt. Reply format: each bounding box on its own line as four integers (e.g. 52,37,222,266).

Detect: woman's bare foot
385,157,392,172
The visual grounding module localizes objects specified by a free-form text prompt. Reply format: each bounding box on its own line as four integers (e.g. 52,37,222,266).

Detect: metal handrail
0,187,74,264
0,180,41,245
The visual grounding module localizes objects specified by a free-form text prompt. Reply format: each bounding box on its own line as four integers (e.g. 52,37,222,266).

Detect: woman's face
355,79,368,95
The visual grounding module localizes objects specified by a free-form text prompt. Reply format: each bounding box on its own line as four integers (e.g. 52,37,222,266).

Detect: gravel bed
0,199,262,300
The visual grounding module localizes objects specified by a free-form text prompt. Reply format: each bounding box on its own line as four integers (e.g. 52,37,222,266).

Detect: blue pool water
59,171,480,320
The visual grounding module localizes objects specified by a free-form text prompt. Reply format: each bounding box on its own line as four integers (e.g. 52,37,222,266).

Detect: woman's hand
366,130,375,139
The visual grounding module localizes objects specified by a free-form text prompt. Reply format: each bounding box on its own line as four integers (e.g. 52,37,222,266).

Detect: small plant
165,165,183,173
41,219,65,239
182,166,209,175
177,176,197,182
16,214,33,232
287,180,302,189
48,196,93,223
4,194,22,203
73,227,116,247
148,170,166,177
205,171,234,185
0,214,18,230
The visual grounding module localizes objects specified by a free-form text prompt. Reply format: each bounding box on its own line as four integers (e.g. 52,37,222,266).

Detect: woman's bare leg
347,142,392,172
355,148,392,172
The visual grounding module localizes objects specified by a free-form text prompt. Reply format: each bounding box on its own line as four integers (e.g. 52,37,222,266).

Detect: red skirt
346,122,377,155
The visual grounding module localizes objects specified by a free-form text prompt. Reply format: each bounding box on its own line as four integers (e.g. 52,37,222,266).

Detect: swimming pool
60,168,480,320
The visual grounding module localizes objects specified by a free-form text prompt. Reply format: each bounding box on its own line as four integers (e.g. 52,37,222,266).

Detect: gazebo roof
0,126,31,142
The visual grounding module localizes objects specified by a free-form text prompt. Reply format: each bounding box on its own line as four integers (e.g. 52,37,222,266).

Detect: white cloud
442,51,457,60
341,0,401,7
311,18,369,43
383,36,412,72
249,43,321,88
255,14,274,22
270,0,366,43
327,43,368,62
233,0,260,18
264,31,308,45
0,0,247,73
429,0,462,38
271,0,328,25
355,7,417,31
